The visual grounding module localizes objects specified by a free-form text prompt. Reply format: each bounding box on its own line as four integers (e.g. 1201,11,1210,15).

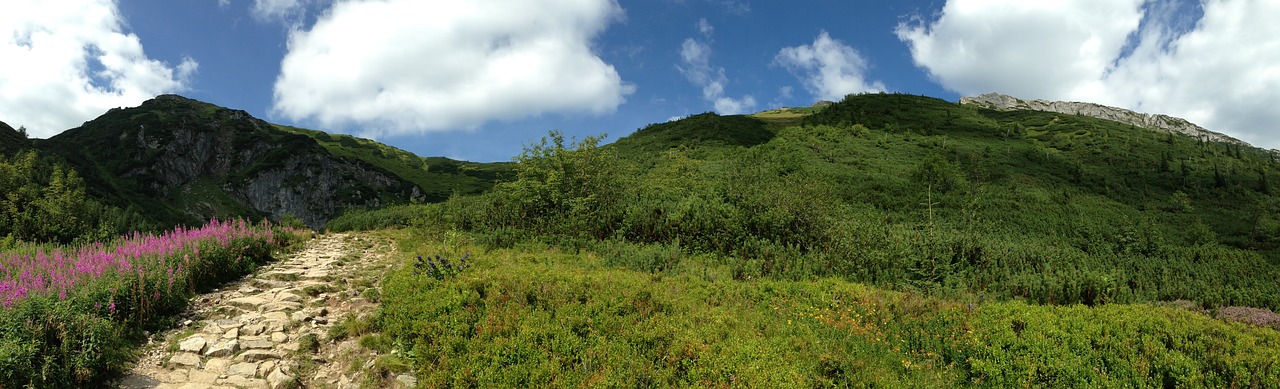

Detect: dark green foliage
0,121,30,155
0,150,142,243
609,112,774,163
0,297,128,388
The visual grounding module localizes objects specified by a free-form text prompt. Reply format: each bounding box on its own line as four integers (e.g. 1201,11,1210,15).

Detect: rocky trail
117,232,413,389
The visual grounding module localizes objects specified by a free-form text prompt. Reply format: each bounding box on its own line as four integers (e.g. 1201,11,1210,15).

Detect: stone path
117,232,410,389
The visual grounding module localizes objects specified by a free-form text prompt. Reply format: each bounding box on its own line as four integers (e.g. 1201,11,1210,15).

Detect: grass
374,229,1280,387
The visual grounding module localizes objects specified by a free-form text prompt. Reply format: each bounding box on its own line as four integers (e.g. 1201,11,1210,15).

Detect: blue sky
3,0,1279,162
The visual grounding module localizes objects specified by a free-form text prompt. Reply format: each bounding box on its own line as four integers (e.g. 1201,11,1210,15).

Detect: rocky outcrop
960,92,1244,145
46,95,426,229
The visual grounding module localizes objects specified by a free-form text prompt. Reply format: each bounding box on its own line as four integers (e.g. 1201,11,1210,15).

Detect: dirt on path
116,232,412,389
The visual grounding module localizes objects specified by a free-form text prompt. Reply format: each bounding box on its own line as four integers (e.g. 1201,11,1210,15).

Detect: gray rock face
960,92,1244,145
67,95,426,229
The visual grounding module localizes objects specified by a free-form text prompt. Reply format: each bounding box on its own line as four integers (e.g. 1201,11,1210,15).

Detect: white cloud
273,0,634,136
219,0,231,9
897,0,1280,148
775,31,886,102
0,0,196,138
677,27,755,114
697,18,714,36
252,0,309,22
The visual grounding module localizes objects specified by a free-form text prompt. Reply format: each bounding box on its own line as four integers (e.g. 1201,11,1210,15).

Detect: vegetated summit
24,95,512,230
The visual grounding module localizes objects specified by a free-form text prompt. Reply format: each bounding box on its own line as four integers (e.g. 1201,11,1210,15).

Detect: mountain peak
960,92,1243,145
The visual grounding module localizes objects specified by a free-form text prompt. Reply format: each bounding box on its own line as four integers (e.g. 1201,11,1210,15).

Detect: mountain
0,120,29,155
36,95,510,229
960,92,1243,145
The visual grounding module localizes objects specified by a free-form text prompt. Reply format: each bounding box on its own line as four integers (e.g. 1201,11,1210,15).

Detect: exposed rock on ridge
960,92,1243,145
45,95,424,229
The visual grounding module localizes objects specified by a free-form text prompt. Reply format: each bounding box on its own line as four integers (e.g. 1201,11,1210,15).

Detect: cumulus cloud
0,0,196,138
677,23,755,114
272,0,633,136
775,31,886,102
897,0,1280,148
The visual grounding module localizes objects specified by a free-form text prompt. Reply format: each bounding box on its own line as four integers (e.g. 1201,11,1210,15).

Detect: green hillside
337,93,1280,309
608,112,775,163
276,124,513,202
0,121,28,155
323,92,1280,386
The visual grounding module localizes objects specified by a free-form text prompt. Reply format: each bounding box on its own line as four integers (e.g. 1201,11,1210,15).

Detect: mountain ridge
34,94,510,229
959,92,1245,146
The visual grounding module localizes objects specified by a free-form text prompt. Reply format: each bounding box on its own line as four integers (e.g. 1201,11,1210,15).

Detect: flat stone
189,369,219,384
204,358,232,373
266,368,295,389
238,350,281,362
167,370,189,383
116,374,161,389
263,311,289,322
277,293,303,303
263,320,287,333
242,339,273,349
290,311,312,322
228,296,268,310
396,374,418,387
270,332,288,343
216,319,240,329
228,361,259,377
180,337,208,353
204,323,224,335
218,375,268,388
261,301,302,312
205,340,238,357
242,324,266,336
223,327,239,340
239,312,264,323
258,360,277,377
170,352,201,368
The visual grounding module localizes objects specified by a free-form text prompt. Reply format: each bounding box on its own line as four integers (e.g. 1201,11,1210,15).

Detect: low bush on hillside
332,125,1280,311
378,232,1280,387
0,219,302,387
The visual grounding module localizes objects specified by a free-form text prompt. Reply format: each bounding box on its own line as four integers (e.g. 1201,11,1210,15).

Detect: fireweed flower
0,219,283,310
